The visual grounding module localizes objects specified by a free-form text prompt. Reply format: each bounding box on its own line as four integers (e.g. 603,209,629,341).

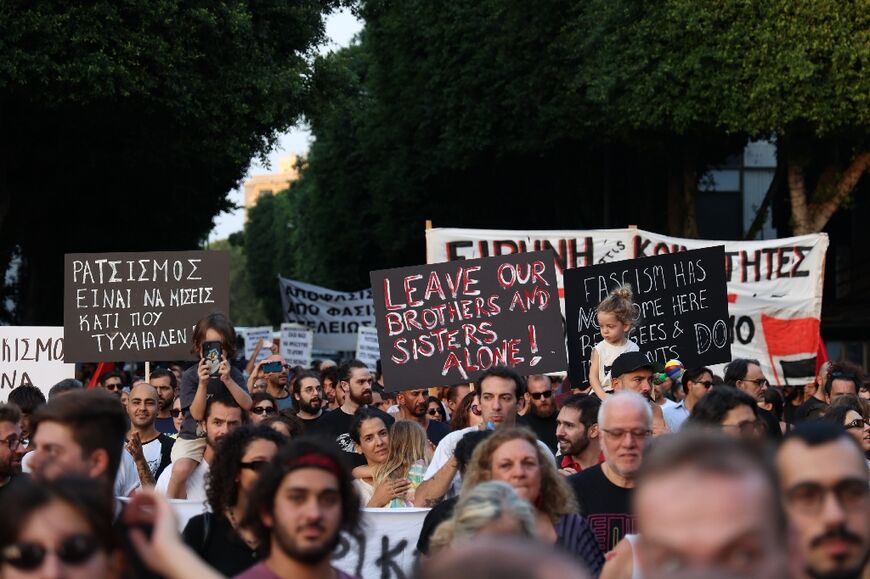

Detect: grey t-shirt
179,365,247,439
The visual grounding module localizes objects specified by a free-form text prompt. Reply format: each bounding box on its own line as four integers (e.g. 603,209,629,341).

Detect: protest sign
370,251,567,392
427,227,828,385
280,323,314,368
333,508,427,579
240,326,273,364
277,276,375,352
564,246,731,383
356,326,380,371
63,251,230,362
0,326,74,400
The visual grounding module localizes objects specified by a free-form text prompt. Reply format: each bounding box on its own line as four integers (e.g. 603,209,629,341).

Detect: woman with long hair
449,391,483,432
372,420,431,507
462,427,604,576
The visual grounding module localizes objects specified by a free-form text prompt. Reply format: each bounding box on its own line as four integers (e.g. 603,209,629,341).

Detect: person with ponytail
589,285,640,400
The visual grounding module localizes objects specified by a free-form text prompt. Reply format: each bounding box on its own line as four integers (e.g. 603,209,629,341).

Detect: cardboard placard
63,251,230,362
370,251,567,392
241,326,274,364
564,246,731,383
280,323,314,368
0,326,75,400
355,326,380,372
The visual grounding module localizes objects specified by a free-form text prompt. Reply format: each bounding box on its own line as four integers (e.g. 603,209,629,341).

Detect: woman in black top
182,425,286,576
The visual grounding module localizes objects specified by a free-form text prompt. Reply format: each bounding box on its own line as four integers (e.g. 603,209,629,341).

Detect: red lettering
403,274,424,308
384,279,405,311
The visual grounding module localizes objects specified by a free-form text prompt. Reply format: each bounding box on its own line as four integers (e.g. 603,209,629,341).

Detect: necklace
226,508,260,551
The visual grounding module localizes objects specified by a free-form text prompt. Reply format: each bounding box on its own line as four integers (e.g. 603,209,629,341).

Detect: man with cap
608,351,670,436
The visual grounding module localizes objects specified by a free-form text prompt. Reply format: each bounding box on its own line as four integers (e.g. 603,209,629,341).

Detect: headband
285,453,341,477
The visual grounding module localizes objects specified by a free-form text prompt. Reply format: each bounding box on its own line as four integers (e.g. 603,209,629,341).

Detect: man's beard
351,389,373,406
531,402,555,418
562,433,589,457
0,456,14,478
299,396,322,415
273,520,341,565
160,397,174,411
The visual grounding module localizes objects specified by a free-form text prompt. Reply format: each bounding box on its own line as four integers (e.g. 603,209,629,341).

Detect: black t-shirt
757,407,783,441
183,513,264,577
518,412,558,454
426,420,449,446
568,464,635,554
297,413,326,437
795,397,828,423
315,406,395,470
417,496,458,555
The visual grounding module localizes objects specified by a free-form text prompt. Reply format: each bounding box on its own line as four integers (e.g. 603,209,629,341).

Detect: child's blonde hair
596,284,637,326
372,421,429,486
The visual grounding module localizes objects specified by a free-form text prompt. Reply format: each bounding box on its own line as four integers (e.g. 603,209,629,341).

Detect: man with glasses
724,358,782,441
520,374,559,454
97,371,124,397
395,387,448,445
662,366,713,432
292,371,327,436
776,421,870,579
0,404,25,496
568,391,652,554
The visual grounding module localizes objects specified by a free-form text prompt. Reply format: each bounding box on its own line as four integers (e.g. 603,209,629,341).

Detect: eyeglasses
1,435,21,452
103,383,121,391
240,460,269,472
1,534,100,570
741,378,769,388
694,380,714,389
785,479,869,515
845,418,870,430
530,391,553,400
470,404,482,416
427,409,442,417
601,428,652,440
169,408,185,418
252,406,277,416
721,419,764,435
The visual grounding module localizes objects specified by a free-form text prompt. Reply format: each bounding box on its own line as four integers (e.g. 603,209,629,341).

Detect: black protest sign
564,245,731,384
63,251,230,362
370,250,567,392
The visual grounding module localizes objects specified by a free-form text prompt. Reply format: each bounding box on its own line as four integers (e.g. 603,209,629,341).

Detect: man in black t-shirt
519,374,558,454
568,391,651,554
293,371,326,436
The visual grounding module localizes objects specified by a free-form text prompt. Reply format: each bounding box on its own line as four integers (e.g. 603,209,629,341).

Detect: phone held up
201,341,222,377
261,361,283,374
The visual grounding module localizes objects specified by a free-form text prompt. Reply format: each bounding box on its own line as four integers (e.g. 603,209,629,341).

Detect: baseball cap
611,351,653,379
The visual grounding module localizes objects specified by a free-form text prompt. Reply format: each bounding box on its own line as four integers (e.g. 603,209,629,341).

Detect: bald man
126,381,175,486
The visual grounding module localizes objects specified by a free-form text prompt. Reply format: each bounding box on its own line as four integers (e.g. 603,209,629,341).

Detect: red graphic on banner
760,314,820,384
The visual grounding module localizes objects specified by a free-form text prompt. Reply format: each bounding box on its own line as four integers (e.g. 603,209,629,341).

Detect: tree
208,238,269,327
0,0,345,324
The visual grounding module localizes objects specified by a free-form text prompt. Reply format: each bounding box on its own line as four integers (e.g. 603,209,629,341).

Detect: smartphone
261,361,283,374
202,341,222,377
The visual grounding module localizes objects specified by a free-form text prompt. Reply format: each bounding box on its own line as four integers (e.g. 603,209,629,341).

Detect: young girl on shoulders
589,285,639,400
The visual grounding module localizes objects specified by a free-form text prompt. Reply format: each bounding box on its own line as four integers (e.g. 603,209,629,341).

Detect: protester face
2,498,119,579
830,379,858,401
398,389,427,419
127,384,158,430
777,437,870,579
171,398,184,432
479,376,519,427
238,439,279,499
370,391,387,412
343,368,374,407
598,311,629,345
859,384,870,401
169,364,184,383
295,377,323,415
149,375,175,412
0,420,24,477
719,404,762,440
488,438,541,504
263,355,289,389
252,379,268,395
737,363,768,401
449,385,471,414
556,407,594,458
600,399,650,479
118,391,129,408
357,418,389,465
687,371,714,401
614,369,653,400
842,410,870,453
526,377,555,418
250,400,277,424
636,467,787,579
101,376,123,397
30,423,95,482
203,404,243,450
427,400,446,422
322,378,336,405
265,468,343,565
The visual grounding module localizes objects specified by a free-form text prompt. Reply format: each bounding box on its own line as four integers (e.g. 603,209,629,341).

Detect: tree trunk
744,152,783,240
666,155,682,236
788,161,812,235
788,151,870,235
682,151,699,238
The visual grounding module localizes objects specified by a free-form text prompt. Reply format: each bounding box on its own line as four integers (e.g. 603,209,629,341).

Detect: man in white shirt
415,366,554,507
156,395,245,502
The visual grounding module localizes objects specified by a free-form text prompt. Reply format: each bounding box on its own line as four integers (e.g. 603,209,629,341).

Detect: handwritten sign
334,508,428,579
241,326,274,364
63,251,230,362
370,251,567,392
0,327,74,400
356,326,380,372
564,246,731,383
280,323,314,368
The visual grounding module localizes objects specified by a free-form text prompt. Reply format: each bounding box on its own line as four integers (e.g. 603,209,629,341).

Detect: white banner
278,277,375,352
333,508,428,579
355,326,380,372
239,326,274,364
427,228,828,385
280,323,314,368
0,326,75,401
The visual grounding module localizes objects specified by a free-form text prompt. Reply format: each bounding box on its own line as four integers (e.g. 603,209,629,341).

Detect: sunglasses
252,406,277,416
103,383,121,391
240,460,269,472
530,391,553,400
695,380,714,389
169,408,185,418
741,378,769,387
845,418,870,430
427,409,442,416
2,534,100,570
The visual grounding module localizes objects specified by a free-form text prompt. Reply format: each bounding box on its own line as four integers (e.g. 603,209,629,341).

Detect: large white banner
278,277,375,352
427,228,828,385
334,508,428,579
0,326,75,401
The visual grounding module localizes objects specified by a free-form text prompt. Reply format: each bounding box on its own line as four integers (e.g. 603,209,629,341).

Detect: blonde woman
462,427,604,576
372,421,431,508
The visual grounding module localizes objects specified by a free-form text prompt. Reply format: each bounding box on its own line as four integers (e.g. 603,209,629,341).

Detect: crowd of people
0,301,868,579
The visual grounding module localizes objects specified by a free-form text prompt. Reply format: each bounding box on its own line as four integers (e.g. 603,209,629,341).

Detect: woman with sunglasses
248,392,278,424
823,396,870,466
427,397,448,423
170,398,185,437
449,391,484,432
0,477,122,579
182,425,285,577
